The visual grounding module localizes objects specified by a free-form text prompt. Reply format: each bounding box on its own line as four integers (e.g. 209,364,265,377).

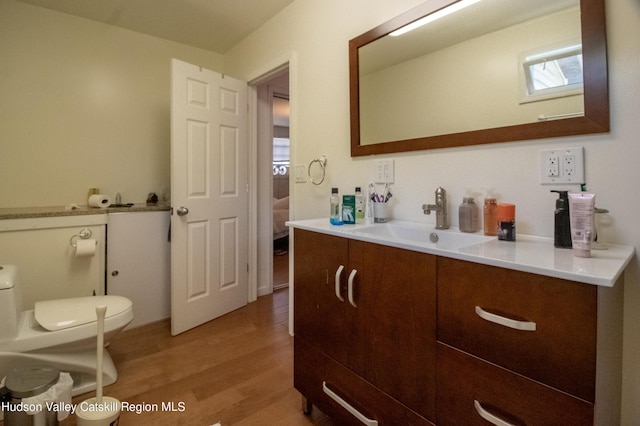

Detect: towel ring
308,156,327,186
70,228,93,248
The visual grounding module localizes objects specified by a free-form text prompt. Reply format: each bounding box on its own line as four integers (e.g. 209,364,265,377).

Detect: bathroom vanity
0,204,169,309
287,219,634,426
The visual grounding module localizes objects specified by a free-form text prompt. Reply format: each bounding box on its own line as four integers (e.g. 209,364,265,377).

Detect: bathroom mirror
349,0,608,156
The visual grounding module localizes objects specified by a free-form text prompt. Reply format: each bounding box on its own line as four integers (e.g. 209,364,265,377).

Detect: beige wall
224,0,640,423
0,0,223,207
1,0,639,422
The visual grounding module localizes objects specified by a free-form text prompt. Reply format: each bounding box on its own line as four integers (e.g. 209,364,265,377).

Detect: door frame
256,72,289,297
247,52,297,328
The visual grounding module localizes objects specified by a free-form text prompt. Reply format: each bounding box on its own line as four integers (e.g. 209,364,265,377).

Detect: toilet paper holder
70,228,94,248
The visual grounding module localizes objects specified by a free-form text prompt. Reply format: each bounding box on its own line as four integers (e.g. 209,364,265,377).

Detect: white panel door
170,59,249,336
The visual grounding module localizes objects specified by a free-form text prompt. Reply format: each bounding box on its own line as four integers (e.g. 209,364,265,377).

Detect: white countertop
287,218,635,287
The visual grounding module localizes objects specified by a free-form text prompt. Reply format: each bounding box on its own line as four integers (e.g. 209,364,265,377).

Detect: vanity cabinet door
295,338,433,426
348,240,437,421
437,257,597,402
437,343,593,425
293,229,351,365
293,230,437,424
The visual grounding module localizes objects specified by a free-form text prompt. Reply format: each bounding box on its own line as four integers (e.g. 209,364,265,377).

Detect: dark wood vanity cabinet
437,257,596,425
436,343,594,425
293,229,436,425
293,229,622,425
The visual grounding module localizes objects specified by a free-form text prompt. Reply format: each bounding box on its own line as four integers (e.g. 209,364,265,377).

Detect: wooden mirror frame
349,0,609,157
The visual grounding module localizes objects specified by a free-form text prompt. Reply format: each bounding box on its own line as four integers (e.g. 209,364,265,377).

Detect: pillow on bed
273,196,289,210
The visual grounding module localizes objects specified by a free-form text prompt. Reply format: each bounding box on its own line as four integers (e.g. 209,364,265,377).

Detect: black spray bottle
551,190,572,248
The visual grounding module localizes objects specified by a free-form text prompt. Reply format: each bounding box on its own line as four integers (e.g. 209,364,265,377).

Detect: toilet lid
34,295,132,331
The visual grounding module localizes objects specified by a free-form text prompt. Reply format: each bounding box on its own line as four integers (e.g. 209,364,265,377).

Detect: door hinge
247,263,250,272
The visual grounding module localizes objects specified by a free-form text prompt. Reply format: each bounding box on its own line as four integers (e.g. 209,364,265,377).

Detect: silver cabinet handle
323,381,378,426
474,400,516,426
348,269,358,308
475,306,536,331
334,265,345,302
176,206,189,216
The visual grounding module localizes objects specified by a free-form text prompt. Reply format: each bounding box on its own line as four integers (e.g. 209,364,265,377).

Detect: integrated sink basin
349,221,493,250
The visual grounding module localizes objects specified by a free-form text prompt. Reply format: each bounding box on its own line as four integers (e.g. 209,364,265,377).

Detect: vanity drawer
437,257,597,402
437,343,593,425
294,338,433,426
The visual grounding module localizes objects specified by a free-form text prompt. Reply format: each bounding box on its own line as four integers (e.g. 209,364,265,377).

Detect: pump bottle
459,197,480,233
483,198,498,236
551,190,572,248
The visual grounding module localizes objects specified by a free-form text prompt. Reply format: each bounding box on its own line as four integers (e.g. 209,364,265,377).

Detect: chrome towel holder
308,155,327,185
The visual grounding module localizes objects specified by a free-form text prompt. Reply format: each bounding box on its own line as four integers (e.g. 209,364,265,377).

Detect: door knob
176,206,189,216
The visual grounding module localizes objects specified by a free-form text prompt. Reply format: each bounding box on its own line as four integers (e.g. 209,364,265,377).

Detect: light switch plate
294,164,306,183
540,147,584,184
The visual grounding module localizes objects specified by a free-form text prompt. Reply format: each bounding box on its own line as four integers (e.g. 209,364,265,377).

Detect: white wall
0,0,223,208
224,0,640,423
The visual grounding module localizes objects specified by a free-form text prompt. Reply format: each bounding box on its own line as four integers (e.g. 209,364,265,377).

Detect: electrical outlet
562,155,575,177
374,159,394,183
540,147,584,184
547,155,559,177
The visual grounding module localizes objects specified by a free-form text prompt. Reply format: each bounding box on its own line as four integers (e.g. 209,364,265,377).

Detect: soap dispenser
551,190,572,248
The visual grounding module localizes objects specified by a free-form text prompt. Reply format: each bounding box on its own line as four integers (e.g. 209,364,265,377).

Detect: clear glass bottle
483,198,498,236
459,197,479,233
330,188,342,225
355,187,365,224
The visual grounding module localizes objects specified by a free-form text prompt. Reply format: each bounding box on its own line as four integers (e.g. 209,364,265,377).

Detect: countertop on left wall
0,203,171,220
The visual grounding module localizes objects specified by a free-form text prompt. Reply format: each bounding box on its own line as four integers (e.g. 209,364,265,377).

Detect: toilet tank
0,265,21,340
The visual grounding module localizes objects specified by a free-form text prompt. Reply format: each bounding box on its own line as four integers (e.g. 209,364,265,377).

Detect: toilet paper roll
75,239,97,257
88,194,112,208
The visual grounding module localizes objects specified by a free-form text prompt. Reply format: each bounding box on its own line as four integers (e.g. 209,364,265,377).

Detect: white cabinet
0,215,106,309
107,211,170,328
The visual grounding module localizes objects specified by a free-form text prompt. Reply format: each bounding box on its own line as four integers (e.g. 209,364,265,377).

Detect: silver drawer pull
475,306,536,331
474,400,516,426
323,381,378,426
334,265,345,302
348,269,358,308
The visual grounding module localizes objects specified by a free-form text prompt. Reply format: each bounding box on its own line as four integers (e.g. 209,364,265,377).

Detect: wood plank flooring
273,237,289,290
57,289,334,426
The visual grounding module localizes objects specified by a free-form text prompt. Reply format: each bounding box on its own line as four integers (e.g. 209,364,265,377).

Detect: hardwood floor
57,289,334,426
273,236,289,290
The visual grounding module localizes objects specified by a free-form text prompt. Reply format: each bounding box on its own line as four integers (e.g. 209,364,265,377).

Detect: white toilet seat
35,295,132,331
0,265,134,397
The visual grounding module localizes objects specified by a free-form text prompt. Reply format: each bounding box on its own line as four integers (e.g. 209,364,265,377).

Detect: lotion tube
568,193,595,258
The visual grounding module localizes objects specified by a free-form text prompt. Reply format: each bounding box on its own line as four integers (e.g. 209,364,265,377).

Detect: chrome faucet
422,187,449,229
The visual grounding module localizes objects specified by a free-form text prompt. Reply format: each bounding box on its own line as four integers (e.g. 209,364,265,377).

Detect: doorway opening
272,93,290,290
255,67,290,296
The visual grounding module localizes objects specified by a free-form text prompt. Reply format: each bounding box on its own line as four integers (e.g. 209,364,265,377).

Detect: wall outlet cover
294,164,306,183
539,147,584,184
374,159,394,183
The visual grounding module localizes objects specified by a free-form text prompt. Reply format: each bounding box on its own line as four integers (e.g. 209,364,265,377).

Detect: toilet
0,264,133,396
